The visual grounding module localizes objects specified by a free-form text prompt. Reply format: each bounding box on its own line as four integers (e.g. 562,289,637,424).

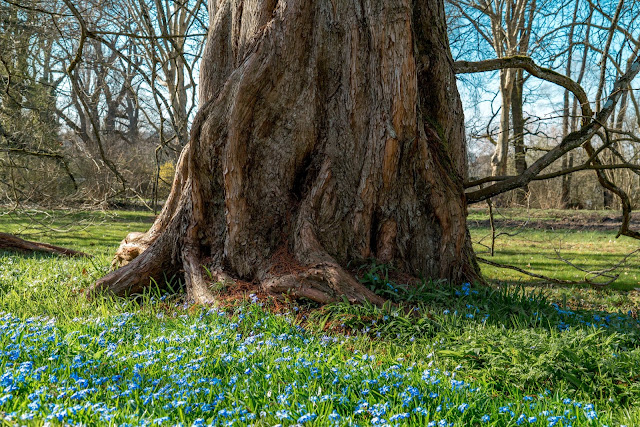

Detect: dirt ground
468,208,640,231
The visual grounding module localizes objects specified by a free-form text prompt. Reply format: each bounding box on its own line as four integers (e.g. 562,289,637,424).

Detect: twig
552,248,640,287
478,248,640,288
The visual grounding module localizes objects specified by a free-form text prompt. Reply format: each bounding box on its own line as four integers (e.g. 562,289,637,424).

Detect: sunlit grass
468,209,640,291
0,209,154,253
0,209,638,425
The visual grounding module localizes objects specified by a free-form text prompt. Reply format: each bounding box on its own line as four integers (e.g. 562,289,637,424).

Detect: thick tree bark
0,233,88,257
89,0,480,304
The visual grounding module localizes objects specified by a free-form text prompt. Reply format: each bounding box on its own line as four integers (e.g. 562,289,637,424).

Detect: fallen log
0,232,89,257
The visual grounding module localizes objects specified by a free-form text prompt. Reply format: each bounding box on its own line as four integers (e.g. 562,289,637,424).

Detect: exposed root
258,206,387,305
87,231,175,297
183,259,216,305
182,239,216,305
109,149,192,270
0,232,89,257
261,262,385,305
111,232,149,268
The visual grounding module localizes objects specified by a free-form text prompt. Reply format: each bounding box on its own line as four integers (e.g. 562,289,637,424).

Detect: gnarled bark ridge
89,0,480,304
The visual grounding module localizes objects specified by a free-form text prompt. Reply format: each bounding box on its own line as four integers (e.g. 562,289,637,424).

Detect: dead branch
478,256,615,288
553,248,640,287
0,232,89,257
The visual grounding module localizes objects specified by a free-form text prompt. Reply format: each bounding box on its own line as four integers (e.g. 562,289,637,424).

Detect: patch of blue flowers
0,302,614,426
549,303,639,332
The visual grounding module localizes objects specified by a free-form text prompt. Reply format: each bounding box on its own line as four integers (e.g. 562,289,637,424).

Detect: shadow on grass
319,278,640,345
315,278,640,404
477,247,640,291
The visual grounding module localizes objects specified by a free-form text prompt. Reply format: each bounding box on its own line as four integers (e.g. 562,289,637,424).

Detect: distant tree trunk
603,189,614,209
492,68,513,178
512,69,528,204
89,0,480,304
560,153,573,208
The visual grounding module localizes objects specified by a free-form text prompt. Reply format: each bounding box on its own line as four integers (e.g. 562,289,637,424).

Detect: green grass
467,207,629,223
0,209,639,426
0,209,154,253
468,209,640,292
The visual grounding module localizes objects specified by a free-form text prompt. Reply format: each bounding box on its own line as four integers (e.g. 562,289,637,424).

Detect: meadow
0,209,638,426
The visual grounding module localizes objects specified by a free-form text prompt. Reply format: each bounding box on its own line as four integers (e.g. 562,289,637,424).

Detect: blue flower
297,412,317,424
390,412,410,421
275,409,290,420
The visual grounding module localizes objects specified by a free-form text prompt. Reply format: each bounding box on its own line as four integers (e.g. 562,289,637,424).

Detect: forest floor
0,208,638,426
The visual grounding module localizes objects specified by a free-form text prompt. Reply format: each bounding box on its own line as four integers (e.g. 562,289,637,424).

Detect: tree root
182,237,216,305
91,219,385,306
89,231,176,297
261,262,385,305
111,232,149,268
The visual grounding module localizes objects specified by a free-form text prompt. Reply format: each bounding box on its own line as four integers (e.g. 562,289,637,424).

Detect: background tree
452,0,640,213
0,0,207,207
0,0,76,203
447,0,540,182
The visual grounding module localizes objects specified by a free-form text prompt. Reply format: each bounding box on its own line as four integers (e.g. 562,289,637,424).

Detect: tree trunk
560,153,573,208
89,0,480,304
603,188,614,209
511,69,528,204
492,68,514,178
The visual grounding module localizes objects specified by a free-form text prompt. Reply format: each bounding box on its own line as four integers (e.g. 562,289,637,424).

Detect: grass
0,209,154,253
468,208,640,292
0,208,639,426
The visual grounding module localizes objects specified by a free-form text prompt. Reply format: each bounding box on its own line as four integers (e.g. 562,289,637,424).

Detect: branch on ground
0,232,89,257
478,248,639,288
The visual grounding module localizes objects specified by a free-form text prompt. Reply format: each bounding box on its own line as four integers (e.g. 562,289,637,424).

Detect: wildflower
297,413,316,424
390,412,410,421
275,409,290,420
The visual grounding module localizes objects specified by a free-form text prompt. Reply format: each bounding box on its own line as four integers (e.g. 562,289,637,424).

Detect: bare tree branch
454,55,593,120
463,54,640,203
